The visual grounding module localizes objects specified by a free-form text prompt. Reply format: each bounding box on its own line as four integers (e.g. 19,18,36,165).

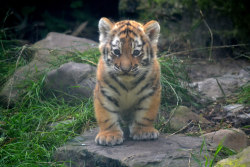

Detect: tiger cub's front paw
130,127,159,140
95,130,123,146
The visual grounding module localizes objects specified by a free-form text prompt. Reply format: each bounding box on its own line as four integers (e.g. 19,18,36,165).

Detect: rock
237,113,250,125
169,106,210,131
224,104,250,127
215,146,250,167
188,59,250,82
45,62,96,100
202,128,248,152
54,128,212,167
230,113,250,128
0,32,97,107
191,72,250,100
224,104,244,114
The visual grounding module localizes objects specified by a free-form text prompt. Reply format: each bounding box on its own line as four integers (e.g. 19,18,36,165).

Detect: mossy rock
215,146,250,167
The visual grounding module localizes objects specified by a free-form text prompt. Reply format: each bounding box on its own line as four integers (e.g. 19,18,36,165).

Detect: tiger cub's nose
120,64,132,73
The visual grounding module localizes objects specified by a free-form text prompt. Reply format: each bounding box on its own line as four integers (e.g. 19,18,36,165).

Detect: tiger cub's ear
143,20,160,45
99,17,114,44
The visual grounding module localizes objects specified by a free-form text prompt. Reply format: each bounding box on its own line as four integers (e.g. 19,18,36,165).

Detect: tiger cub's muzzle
114,63,139,74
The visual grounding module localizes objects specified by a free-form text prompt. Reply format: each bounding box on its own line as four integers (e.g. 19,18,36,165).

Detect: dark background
1,0,119,42
1,0,250,48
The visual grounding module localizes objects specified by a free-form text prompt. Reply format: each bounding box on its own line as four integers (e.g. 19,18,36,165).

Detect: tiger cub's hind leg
94,96,123,146
129,89,161,140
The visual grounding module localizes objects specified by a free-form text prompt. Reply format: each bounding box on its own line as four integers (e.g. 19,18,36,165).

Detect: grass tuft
237,84,250,104
159,56,198,109
0,75,95,166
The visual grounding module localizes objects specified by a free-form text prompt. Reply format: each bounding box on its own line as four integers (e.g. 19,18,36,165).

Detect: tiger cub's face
98,18,160,75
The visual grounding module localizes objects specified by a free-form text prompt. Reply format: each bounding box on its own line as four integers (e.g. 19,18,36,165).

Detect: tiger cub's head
98,18,160,75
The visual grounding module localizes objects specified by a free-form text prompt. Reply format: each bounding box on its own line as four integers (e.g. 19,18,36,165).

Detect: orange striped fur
94,18,161,146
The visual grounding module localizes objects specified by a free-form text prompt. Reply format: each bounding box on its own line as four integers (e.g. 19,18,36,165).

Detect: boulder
187,59,250,82
54,128,212,167
202,128,248,152
169,106,210,131
224,104,249,127
191,71,250,100
224,104,245,114
215,146,250,167
45,62,96,100
0,32,97,107
236,113,250,126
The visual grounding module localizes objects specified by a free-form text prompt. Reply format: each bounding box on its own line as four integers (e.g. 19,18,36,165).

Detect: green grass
237,84,250,105
0,39,33,89
190,125,237,167
0,76,95,166
56,47,100,67
159,56,198,108
0,32,98,165
192,140,237,167
0,46,99,166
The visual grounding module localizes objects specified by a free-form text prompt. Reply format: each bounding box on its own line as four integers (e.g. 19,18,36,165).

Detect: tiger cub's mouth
113,64,140,76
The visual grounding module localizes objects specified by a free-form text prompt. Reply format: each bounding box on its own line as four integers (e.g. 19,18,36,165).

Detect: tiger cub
94,17,161,146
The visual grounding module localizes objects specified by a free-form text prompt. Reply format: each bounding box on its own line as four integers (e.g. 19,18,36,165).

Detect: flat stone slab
54,128,212,167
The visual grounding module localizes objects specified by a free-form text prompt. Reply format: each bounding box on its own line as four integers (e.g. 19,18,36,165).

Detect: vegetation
159,55,198,108
237,84,250,105
0,31,33,89
0,74,95,166
120,0,250,43
192,139,237,167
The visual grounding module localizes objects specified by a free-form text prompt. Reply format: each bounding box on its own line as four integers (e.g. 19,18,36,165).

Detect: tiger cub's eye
113,49,120,56
133,50,141,56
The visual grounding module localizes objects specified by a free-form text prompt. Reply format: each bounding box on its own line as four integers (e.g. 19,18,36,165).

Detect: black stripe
109,72,128,91
103,45,111,66
101,89,119,107
118,28,138,37
105,109,119,114
104,79,121,95
141,58,150,66
105,122,116,130
138,91,154,105
133,71,148,87
150,74,161,91
137,83,150,95
102,47,106,55
145,44,153,59
135,121,147,127
117,29,127,36
147,46,150,58
128,24,140,31
104,45,108,57
141,36,146,46
104,119,109,123
126,21,131,26
117,24,126,30
147,74,160,91
127,29,138,37
143,117,154,122
97,97,118,113
133,71,139,77
153,81,160,91
149,45,154,58
136,107,147,111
